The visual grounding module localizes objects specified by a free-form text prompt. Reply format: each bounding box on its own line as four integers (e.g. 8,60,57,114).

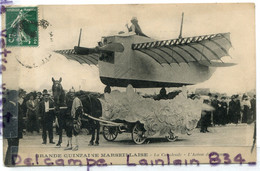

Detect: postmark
5,7,38,46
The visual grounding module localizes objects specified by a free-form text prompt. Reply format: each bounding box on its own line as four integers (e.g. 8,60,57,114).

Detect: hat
69,87,75,93
18,89,26,96
131,17,138,22
242,94,248,100
221,96,226,100
42,89,50,96
6,90,18,101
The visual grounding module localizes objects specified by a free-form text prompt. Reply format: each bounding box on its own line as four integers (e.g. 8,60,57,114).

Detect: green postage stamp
5,7,38,46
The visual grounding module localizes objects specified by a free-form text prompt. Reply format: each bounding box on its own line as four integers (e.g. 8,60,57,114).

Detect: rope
49,106,67,110
82,113,123,126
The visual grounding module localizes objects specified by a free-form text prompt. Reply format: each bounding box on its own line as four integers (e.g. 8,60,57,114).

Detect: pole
178,13,184,39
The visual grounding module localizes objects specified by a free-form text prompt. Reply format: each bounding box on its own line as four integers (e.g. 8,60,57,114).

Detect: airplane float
55,14,235,91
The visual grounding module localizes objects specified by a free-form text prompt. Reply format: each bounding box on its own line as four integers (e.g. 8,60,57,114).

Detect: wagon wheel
103,126,118,141
132,123,147,144
166,131,178,142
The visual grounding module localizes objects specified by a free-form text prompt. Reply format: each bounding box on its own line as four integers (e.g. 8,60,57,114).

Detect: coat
26,100,36,117
39,100,55,127
3,100,23,139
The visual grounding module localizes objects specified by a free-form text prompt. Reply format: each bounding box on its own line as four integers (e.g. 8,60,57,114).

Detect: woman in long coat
241,95,251,124
26,95,39,133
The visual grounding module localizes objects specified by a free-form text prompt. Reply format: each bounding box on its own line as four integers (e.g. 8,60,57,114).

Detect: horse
51,77,66,147
78,92,102,146
52,77,65,106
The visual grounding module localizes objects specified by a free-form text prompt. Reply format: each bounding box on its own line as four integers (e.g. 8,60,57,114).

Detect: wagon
83,113,178,144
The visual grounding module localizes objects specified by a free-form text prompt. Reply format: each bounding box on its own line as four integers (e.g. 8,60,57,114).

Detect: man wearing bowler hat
39,89,55,144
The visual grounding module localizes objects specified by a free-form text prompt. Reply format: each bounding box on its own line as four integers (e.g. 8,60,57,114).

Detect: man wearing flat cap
39,89,55,144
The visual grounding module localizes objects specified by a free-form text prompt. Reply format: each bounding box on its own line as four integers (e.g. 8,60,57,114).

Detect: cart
83,113,178,144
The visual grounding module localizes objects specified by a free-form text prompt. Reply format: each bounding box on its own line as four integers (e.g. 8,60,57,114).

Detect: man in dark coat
234,95,241,124
200,99,211,133
241,94,251,124
211,95,220,126
250,95,256,122
3,90,25,166
228,95,236,124
39,89,55,144
219,97,228,125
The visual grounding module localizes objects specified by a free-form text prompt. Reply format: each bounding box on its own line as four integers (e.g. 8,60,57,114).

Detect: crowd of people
15,88,85,151
199,93,256,133
11,88,258,138
3,86,256,166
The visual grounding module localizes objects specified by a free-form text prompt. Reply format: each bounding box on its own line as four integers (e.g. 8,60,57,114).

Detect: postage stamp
0,3,257,169
5,7,38,46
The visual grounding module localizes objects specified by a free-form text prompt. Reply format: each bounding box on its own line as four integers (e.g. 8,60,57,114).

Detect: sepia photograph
0,3,256,167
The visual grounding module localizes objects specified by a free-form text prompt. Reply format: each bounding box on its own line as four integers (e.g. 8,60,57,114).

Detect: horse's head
52,77,64,105
52,77,63,92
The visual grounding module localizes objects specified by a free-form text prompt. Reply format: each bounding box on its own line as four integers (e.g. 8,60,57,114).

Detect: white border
0,0,259,171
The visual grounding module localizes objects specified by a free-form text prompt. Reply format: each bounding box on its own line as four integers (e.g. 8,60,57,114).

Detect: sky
2,4,256,95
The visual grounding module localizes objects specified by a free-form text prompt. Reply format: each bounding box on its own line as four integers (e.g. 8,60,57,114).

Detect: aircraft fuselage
98,34,216,88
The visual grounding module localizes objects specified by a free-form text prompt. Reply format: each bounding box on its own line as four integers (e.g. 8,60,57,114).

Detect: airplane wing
132,33,233,66
55,43,124,66
54,49,100,65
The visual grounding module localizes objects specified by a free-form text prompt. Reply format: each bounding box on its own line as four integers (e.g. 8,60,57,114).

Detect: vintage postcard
0,3,256,168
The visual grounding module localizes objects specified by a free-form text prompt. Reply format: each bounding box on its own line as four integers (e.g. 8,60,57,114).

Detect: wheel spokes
103,126,118,141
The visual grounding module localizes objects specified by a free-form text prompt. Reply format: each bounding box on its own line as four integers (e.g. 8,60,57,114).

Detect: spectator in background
211,95,220,126
3,90,24,166
34,92,42,133
18,90,26,135
26,94,39,133
104,85,111,94
234,95,241,124
228,95,236,124
250,95,256,122
39,90,55,144
241,94,251,124
200,99,211,133
219,96,228,125
155,87,167,100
